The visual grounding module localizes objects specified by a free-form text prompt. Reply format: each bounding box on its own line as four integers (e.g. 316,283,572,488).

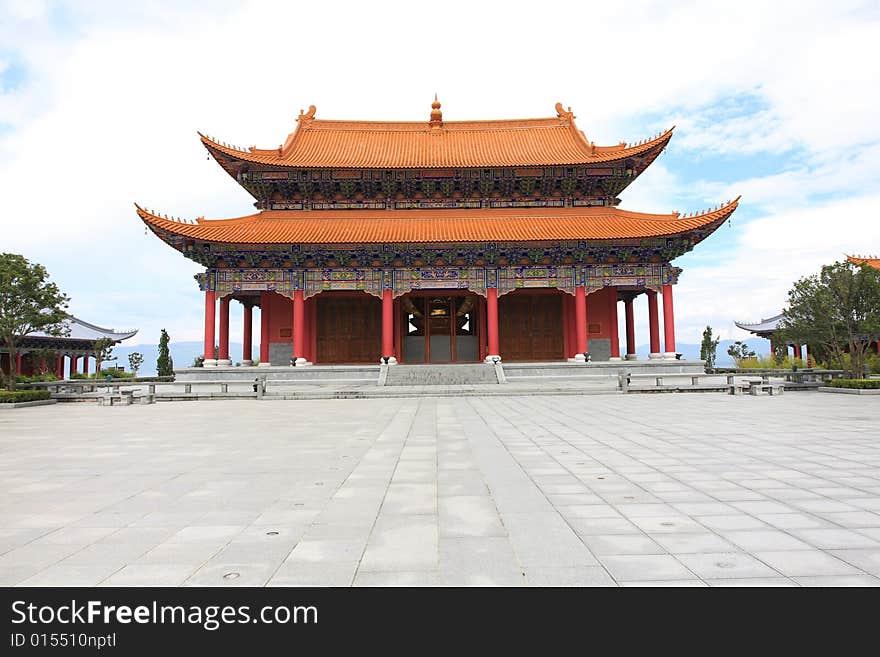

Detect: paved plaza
1,393,879,587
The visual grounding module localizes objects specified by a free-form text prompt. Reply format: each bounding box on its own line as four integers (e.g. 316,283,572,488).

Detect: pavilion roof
199,102,673,170
136,199,739,246
847,254,880,269
735,313,785,334
27,316,138,342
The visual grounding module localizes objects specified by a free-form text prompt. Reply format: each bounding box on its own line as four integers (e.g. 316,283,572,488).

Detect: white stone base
379,356,398,365
662,352,678,360
241,360,253,367
484,355,502,363
648,353,663,360
257,362,272,368
294,358,312,366
625,354,638,360
216,359,232,367
203,359,218,368
573,353,586,362
609,357,622,362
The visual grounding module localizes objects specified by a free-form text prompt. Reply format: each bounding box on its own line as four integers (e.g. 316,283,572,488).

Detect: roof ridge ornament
297,105,317,123
555,102,574,120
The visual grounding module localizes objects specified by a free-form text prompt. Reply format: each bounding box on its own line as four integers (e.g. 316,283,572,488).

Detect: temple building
0,316,137,378
137,100,738,367
734,314,809,360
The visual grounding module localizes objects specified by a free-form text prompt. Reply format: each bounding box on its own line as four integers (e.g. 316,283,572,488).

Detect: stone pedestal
216,359,232,367
203,359,218,368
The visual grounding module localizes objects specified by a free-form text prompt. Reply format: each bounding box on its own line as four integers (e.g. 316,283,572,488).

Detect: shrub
0,389,52,403
70,372,86,379
92,368,134,379
737,355,806,370
15,373,58,383
827,379,880,389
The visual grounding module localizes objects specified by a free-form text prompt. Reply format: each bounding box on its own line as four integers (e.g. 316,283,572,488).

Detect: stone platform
176,360,705,388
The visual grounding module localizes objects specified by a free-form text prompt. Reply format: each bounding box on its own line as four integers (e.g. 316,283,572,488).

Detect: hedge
827,379,880,389
0,390,52,403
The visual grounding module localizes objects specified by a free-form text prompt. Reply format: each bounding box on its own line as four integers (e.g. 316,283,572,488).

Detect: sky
2,0,879,353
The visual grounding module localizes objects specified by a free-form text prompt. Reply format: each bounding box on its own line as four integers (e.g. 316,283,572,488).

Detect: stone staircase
383,363,500,386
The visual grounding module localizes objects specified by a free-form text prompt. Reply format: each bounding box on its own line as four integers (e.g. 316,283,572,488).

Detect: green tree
727,340,756,366
92,337,115,373
700,325,721,371
156,329,173,376
0,254,69,390
128,352,144,377
778,260,880,378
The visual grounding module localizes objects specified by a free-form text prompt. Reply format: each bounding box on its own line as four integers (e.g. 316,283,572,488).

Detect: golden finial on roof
430,94,443,125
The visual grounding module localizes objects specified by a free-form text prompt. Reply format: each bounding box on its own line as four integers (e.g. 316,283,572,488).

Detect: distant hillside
110,337,771,374
634,338,771,366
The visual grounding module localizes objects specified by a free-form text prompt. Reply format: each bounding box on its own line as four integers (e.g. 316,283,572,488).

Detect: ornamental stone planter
0,399,58,409
818,387,880,395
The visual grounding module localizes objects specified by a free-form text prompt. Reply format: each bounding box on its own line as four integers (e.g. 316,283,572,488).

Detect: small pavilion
0,316,138,379
734,314,809,360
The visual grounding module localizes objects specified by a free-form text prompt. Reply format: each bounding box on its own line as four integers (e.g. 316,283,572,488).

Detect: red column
204,290,216,365
218,296,230,364
647,290,661,357
293,290,305,363
69,355,77,376
55,354,63,378
768,339,775,357
83,355,89,376
575,286,588,358
794,344,802,360
15,352,22,375
662,284,676,357
394,298,402,363
259,291,270,366
608,286,620,359
486,287,500,359
382,288,394,362
624,297,636,359
242,304,253,363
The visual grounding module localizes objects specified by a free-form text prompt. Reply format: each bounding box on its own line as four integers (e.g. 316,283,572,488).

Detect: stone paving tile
524,566,616,587
2,393,880,586
675,552,780,580
753,550,863,577
793,575,880,587
579,534,665,556
721,530,814,552
598,555,698,582
651,532,739,554
707,578,798,587
18,564,122,587
100,564,194,586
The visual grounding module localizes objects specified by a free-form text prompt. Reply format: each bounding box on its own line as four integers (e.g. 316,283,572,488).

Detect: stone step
383,363,499,386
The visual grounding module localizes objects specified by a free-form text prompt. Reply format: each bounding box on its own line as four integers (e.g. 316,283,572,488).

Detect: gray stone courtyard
1,393,879,587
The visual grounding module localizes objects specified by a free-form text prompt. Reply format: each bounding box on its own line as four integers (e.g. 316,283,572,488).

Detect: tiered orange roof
200,102,673,170
847,254,880,270
137,199,739,245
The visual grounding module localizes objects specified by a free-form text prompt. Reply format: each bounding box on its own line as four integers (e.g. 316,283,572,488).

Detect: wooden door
499,292,564,361
316,295,381,363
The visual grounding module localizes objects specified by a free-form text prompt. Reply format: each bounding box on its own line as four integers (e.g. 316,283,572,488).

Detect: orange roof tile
847,254,880,269
136,199,739,245
200,102,673,170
